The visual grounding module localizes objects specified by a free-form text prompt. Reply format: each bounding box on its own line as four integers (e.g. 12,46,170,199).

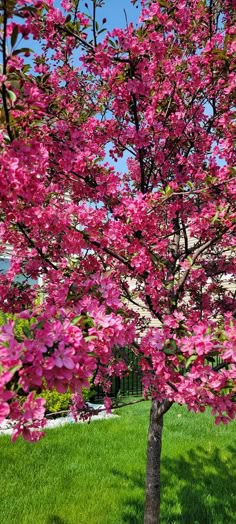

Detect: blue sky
92,0,140,30
16,1,141,52
14,2,224,172
86,1,141,172
52,0,141,30
12,1,140,173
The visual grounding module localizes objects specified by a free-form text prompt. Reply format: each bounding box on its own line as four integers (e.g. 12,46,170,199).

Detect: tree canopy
0,0,235,442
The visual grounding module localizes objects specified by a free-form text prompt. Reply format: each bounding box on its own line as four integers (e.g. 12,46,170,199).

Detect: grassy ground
0,401,235,524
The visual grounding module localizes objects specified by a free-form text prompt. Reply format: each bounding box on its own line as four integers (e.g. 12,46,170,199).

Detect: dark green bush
38,385,97,414
39,389,72,413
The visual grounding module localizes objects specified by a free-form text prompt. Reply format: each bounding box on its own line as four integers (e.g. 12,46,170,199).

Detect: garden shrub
38,385,97,414
39,389,72,413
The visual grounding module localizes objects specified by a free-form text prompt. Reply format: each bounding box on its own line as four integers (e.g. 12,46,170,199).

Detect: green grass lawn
0,401,235,524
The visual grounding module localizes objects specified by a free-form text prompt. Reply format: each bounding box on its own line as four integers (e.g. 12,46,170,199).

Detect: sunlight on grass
0,402,235,524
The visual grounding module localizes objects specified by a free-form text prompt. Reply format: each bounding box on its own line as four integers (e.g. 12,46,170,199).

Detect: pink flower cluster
0,306,134,440
0,0,235,440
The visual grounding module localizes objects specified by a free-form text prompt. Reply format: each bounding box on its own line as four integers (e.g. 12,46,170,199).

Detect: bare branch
92,0,97,47
174,225,235,303
17,223,58,271
1,1,14,142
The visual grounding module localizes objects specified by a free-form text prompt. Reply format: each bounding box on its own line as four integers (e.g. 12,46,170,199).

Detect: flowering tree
0,0,236,522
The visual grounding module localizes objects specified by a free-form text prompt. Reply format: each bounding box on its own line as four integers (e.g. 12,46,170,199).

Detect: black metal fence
95,348,143,400
95,373,143,400
94,351,223,401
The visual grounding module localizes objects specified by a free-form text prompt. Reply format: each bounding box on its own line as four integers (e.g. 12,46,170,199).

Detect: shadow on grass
162,445,236,524
47,516,68,524
112,445,236,524
111,468,145,524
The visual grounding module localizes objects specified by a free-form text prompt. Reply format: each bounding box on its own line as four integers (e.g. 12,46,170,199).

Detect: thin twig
17,223,58,271
92,0,97,47
2,1,14,142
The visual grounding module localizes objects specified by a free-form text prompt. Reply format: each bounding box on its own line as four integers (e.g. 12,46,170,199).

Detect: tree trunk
144,399,172,524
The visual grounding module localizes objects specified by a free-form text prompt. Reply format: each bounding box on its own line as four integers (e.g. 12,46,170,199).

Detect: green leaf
65,21,75,32
83,317,95,328
163,348,175,356
22,325,32,339
212,210,220,224
6,90,16,103
185,355,197,369
187,181,194,190
12,47,33,56
10,364,20,375
164,185,173,197
170,340,177,351
11,25,18,48
87,351,97,357
34,321,44,330
41,73,51,83
22,64,31,74
71,314,95,328
71,315,83,325
108,39,117,48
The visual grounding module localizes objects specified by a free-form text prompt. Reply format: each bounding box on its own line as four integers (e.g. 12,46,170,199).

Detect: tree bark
144,399,172,524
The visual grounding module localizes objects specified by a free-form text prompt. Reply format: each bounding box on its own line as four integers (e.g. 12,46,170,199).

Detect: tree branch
131,92,146,193
213,362,230,372
1,1,14,142
157,399,173,416
17,223,58,271
83,235,133,270
92,0,97,47
56,24,94,52
174,225,235,303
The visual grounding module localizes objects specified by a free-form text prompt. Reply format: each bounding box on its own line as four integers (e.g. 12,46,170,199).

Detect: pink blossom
0,0,235,440
104,396,112,414
0,402,10,424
